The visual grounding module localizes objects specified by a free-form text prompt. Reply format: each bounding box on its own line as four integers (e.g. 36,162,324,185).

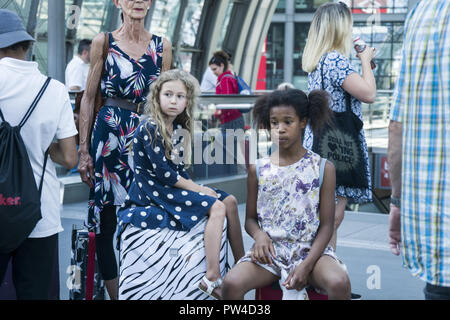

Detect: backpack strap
219,73,237,92
39,148,50,196
319,158,327,189
0,108,4,122
18,77,51,129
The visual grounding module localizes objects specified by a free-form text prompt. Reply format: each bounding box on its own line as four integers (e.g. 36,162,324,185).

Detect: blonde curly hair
142,69,200,165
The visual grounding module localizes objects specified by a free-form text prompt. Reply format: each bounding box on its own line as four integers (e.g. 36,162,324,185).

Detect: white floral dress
238,151,337,299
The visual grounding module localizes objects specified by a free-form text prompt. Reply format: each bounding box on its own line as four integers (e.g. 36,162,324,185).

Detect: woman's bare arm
162,38,172,72
78,33,106,152
78,32,106,187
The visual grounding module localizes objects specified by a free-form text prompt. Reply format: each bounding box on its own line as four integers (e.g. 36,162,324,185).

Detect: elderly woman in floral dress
78,0,172,300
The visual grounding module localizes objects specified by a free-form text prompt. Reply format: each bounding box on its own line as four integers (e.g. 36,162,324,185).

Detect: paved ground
57,202,425,300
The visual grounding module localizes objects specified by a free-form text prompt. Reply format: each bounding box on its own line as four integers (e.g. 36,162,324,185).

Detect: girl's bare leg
222,195,245,262
308,255,351,300
201,201,227,296
222,261,278,300
329,196,348,250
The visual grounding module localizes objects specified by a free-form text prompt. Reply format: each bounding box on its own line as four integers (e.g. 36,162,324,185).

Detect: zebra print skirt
118,217,228,300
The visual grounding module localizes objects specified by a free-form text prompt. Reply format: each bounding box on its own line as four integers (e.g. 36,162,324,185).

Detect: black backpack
0,77,51,254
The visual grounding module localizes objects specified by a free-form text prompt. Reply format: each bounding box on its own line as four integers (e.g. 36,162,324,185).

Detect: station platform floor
59,202,425,300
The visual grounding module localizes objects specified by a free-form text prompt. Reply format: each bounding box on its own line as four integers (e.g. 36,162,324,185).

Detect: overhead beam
223,0,278,88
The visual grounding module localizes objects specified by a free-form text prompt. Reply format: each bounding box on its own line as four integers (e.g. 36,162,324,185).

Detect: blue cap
0,9,35,49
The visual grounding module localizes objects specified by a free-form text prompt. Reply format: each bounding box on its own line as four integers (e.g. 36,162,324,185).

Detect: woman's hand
356,46,376,65
251,231,276,265
282,263,312,291
78,150,95,188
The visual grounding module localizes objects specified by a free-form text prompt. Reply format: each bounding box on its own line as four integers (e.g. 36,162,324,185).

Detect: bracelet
390,196,401,208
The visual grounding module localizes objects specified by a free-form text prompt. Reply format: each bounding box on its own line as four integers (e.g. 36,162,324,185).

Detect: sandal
198,276,223,300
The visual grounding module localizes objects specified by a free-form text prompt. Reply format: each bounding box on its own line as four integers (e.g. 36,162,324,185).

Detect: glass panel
295,0,331,13
293,22,310,90
192,96,253,180
275,0,286,13
217,2,234,49
150,0,182,42
72,0,116,39
177,51,193,72
34,0,49,74
349,0,408,14
179,0,205,47
266,23,285,89
351,22,404,90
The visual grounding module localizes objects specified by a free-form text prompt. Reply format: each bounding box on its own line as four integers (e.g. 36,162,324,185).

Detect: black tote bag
311,59,368,189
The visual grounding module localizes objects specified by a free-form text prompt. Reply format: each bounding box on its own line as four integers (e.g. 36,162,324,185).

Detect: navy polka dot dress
117,118,229,234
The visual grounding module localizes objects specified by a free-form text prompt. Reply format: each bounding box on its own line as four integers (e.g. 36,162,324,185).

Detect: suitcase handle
86,232,96,300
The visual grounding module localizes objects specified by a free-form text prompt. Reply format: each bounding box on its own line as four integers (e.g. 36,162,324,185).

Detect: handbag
75,32,110,138
311,57,369,189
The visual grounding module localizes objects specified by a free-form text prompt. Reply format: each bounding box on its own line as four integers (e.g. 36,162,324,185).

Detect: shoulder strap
0,108,5,122
255,158,260,179
18,77,51,129
102,32,109,61
319,158,326,188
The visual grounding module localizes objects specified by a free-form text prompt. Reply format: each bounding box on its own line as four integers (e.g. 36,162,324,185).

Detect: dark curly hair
252,88,333,134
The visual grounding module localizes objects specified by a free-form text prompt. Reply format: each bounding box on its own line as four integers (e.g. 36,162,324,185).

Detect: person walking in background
209,50,245,133
77,0,172,300
200,65,217,93
0,9,78,299
387,0,450,300
302,2,376,251
65,39,91,92
117,70,244,300
222,89,351,300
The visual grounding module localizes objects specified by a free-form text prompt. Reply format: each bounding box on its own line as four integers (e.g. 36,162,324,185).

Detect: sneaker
351,292,362,300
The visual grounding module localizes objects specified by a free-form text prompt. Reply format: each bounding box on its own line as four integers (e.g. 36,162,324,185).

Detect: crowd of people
0,0,449,301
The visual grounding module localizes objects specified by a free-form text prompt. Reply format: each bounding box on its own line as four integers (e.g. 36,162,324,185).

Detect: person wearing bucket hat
0,9,78,299
0,9,35,50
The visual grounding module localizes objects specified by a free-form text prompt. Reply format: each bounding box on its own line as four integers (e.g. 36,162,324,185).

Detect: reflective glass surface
150,0,182,42
351,21,404,90
266,23,285,89
295,0,331,12
293,22,310,90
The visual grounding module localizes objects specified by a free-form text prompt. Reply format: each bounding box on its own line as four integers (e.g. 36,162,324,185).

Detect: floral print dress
87,33,163,233
238,151,337,297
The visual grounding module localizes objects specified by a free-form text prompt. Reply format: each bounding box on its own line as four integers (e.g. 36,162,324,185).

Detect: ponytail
307,90,333,134
252,94,270,129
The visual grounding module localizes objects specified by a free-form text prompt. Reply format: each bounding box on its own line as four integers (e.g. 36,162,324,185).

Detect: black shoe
351,292,362,300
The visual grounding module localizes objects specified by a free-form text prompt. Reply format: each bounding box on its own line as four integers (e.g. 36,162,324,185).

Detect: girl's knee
327,273,351,297
223,195,238,207
210,201,226,219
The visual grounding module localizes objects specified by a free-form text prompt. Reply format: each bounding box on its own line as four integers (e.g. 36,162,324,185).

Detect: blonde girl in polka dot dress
117,70,244,300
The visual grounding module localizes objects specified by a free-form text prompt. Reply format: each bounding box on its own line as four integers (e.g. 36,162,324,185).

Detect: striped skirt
118,217,228,300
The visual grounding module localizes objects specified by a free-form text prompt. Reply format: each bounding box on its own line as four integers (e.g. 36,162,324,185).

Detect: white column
284,0,294,84
48,0,66,82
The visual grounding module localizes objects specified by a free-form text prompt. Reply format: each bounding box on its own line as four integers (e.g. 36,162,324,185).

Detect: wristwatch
390,196,401,208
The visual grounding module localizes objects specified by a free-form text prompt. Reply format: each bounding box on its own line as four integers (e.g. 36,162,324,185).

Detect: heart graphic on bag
328,143,338,152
